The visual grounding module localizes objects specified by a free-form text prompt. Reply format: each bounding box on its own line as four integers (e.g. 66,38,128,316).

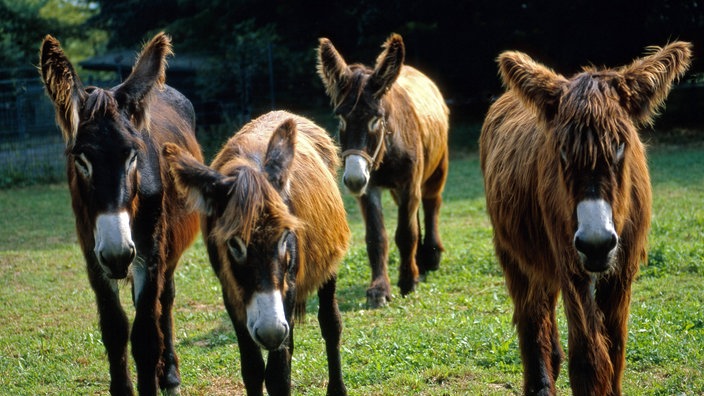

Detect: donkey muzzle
574,199,618,272
247,290,290,350
94,211,136,279
342,152,371,196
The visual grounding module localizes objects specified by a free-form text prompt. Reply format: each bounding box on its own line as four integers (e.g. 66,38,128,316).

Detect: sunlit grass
0,145,703,394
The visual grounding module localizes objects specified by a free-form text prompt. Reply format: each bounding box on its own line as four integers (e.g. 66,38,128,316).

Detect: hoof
161,386,181,396
366,287,391,308
159,364,181,394
417,245,442,275
397,276,418,296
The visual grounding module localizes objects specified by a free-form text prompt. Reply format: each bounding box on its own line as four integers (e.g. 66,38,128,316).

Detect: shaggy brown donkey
164,111,350,396
480,42,692,395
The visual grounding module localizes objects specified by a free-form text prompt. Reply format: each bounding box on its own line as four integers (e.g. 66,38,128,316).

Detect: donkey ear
317,38,349,102
616,41,693,126
369,33,405,98
163,143,226,215
115,32,173,131
39,35,87,146
264,118,296,192
497,51,568,122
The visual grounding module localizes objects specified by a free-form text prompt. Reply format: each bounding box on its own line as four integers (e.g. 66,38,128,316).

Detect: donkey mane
330,65,370,115
211,164,300,245
82,88,119,122
556,72,632,169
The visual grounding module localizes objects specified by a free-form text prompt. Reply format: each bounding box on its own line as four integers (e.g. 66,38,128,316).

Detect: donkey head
164,119,300,350
317,34,404,195
40,33,173,279
497,42,692,272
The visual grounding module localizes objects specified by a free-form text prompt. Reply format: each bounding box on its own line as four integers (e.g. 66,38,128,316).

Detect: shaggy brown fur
317,33,449,307
164,110,350,395
480,42,692,395
40,33,201,396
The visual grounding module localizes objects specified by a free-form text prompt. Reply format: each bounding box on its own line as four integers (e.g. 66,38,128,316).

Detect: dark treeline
6,0,704,124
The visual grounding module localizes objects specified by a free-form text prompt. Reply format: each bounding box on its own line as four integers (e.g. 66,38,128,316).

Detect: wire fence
0,79,65,187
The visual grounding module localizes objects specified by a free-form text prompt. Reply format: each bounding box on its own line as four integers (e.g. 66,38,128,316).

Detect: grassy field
1,142,703,395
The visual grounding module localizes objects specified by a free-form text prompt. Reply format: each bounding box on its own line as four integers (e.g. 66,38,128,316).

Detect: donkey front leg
562,274,614,396
88,268,134,396
131,260,165,396
500,252,562,396
232,319,265,396
358,186,391,307
394,186,421,296
318,276,347,396
157,271,181,394
596,272,635,396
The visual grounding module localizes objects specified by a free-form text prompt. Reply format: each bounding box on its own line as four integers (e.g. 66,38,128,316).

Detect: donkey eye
126,150,138,171
278,231,290,260
368,117,380,132
74,153,92,178
336,115,346,129
614,142,625,163
227,236,247,264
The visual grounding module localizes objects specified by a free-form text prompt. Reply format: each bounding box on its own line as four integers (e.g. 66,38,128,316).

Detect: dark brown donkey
317,33,449,307
163,110,350,396
40,33,201,395
480,42,692,395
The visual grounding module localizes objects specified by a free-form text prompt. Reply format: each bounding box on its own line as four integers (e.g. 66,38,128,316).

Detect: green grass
1,145,703,395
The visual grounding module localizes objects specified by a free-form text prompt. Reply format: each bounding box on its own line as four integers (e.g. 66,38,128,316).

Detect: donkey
480,42,692,395
163,110,350,396
317,33,450,307
40,33,202,395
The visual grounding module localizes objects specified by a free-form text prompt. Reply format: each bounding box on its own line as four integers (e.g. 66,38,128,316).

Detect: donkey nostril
575,232,618,257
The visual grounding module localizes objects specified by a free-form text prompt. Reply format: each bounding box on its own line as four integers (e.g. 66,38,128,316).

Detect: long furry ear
616,41,693,126
39,35,87,146
316,38,349,102
497,51,568,122
115,32,173,131
264,118,296,192
163,142,226,215
369,33,405,98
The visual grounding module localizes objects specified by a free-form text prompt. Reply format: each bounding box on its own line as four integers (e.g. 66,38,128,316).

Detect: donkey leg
499,250,560,395
596,273,634,396
131,262,164,396
358,187,391,307
394,186,421,296
318,277,347,396
264,328,293,396
417,195,444,274
562,274,613,396
232,319,265,396
417,151,448,275
88,269,134,395
157,271,181,394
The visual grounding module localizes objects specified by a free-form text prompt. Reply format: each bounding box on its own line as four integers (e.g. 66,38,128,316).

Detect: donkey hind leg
498,249,560,396
318,276,347,396
157,272,180,394
417,151,448,275
596,273,634,396
394,186,421,296
229,301,265,396
89,270,134,395
416,195,444,275
359,186,391,308
131,260,165,396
